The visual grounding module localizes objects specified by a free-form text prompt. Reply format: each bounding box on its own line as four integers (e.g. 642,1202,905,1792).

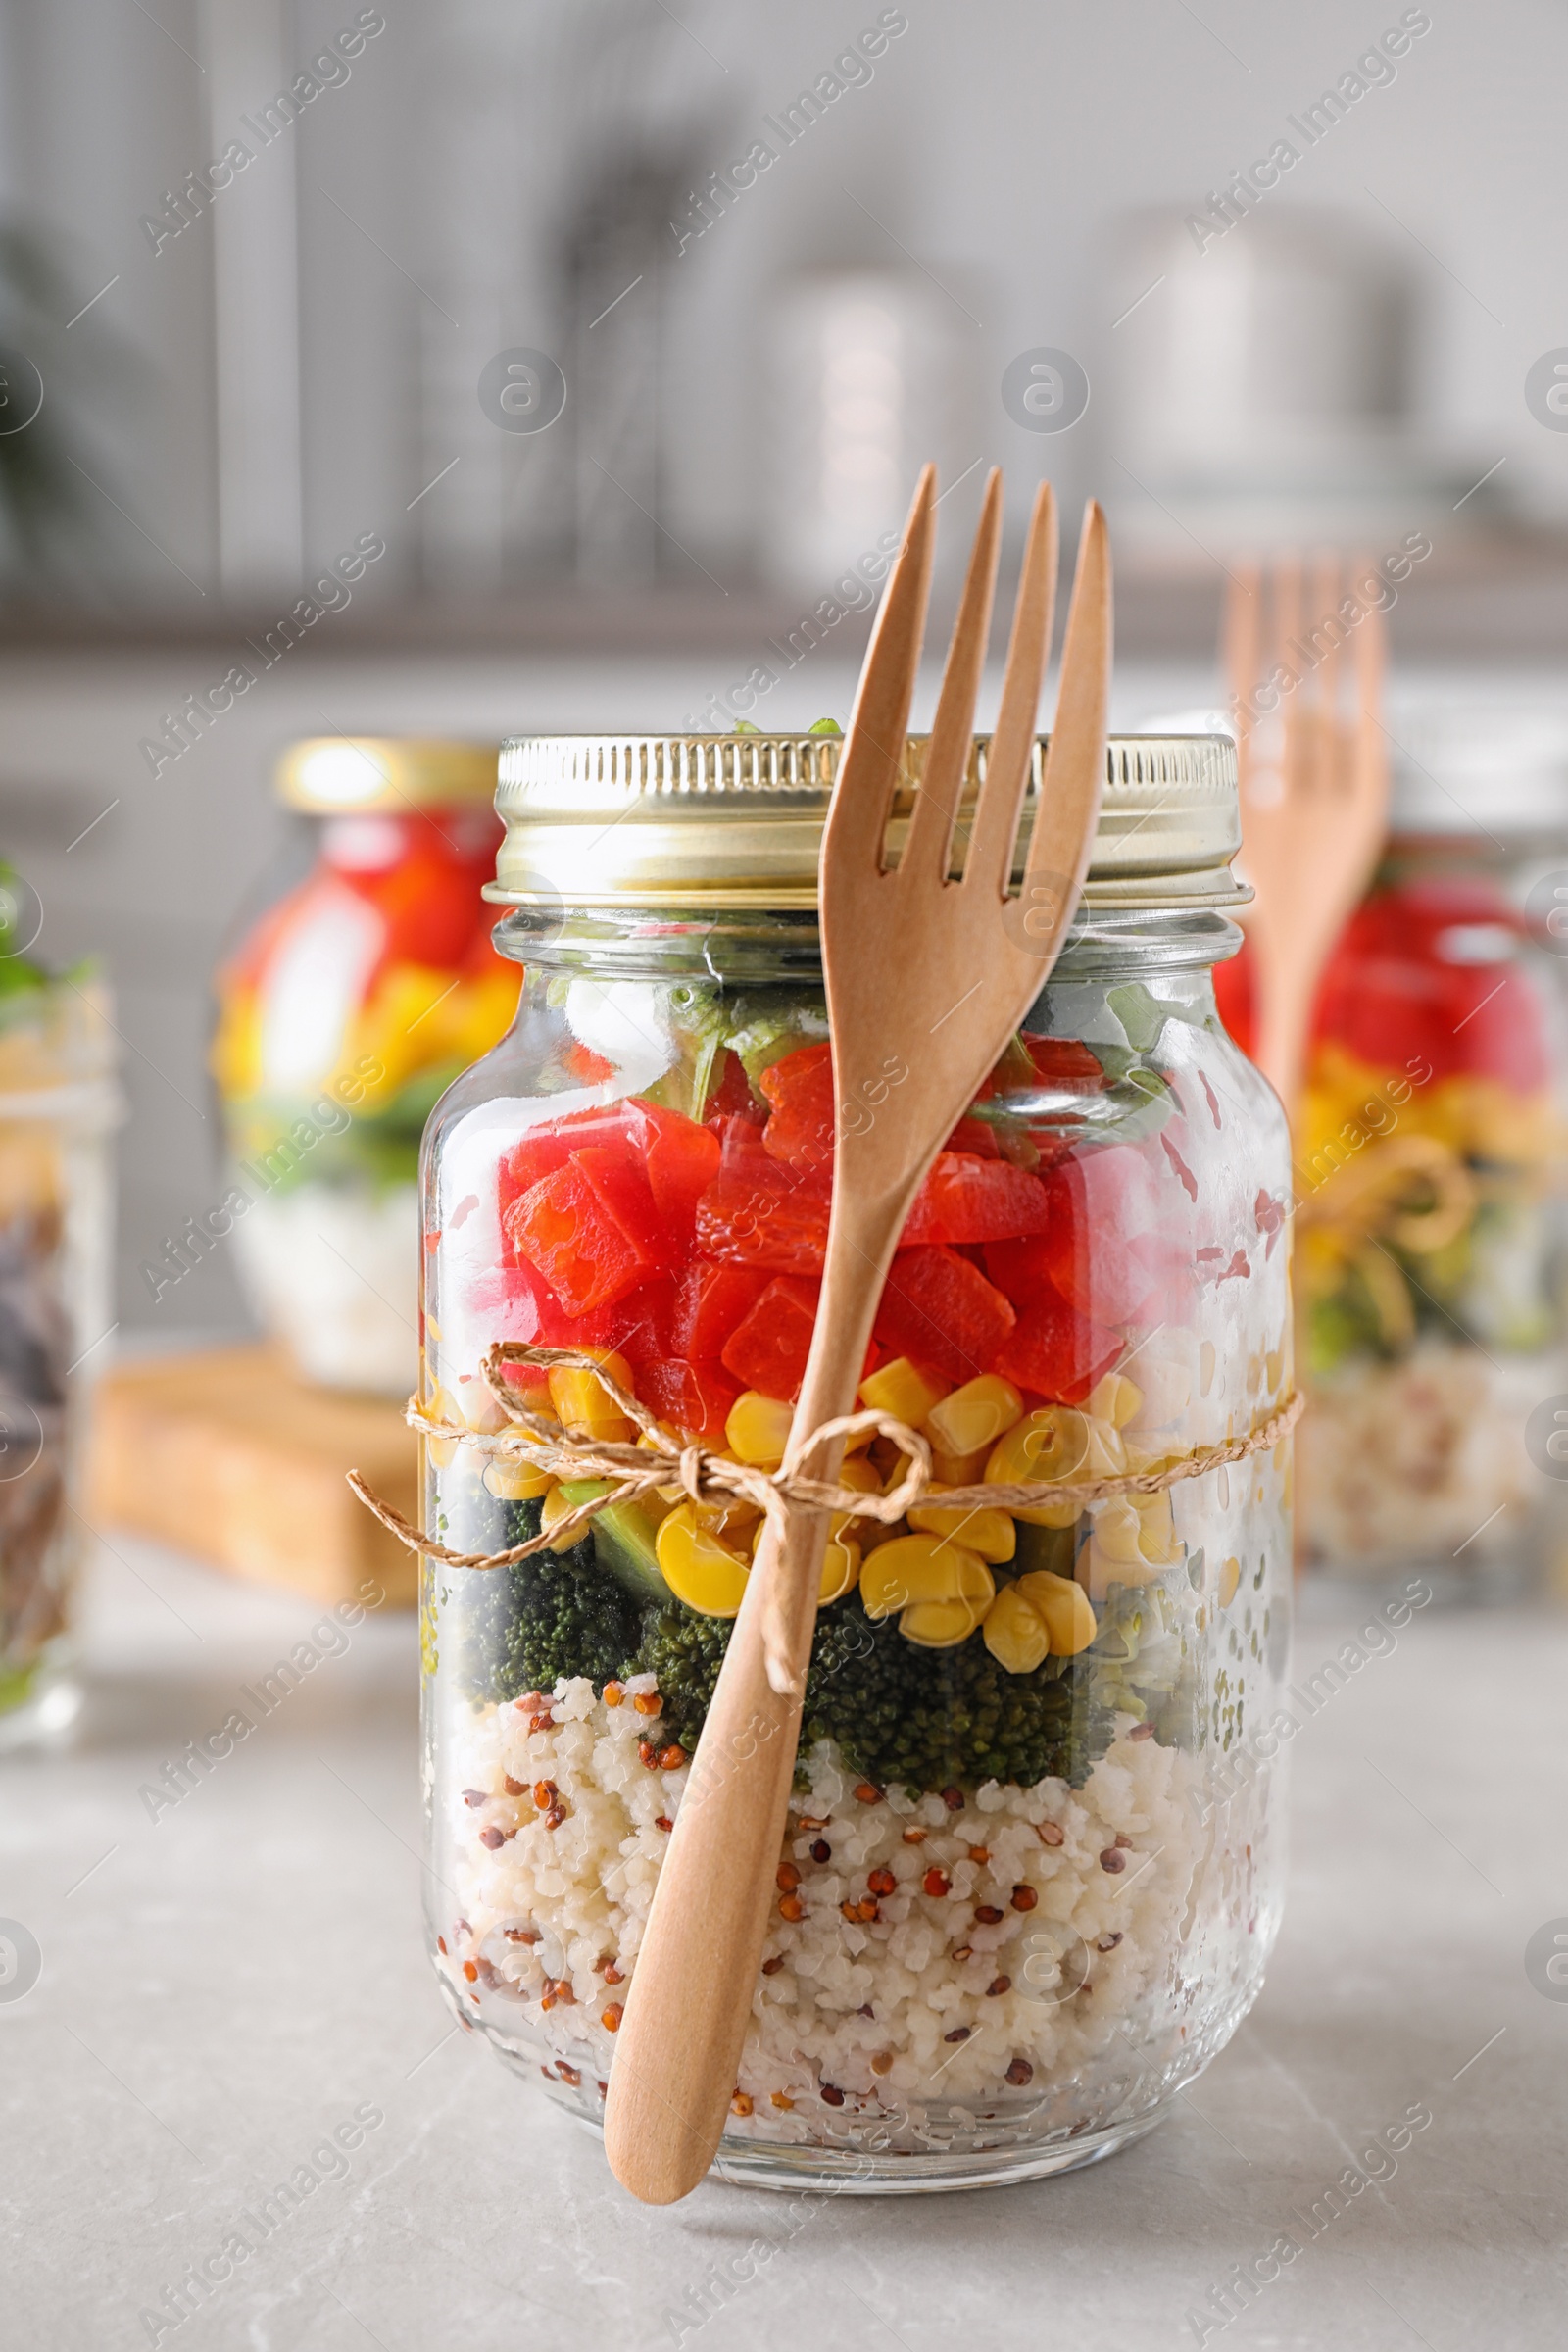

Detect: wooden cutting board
87,1345,419,1607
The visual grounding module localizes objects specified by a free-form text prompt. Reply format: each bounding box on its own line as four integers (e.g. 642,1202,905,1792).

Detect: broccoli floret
628,1606,730,1750
442,1485,1149,1792
626,1591,1121,1795
449,1497,640,1704
803,1594,1119,1793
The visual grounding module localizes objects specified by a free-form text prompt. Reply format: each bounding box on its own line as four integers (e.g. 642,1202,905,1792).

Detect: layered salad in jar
421,946,1292,2173
212,803,517,1394
1288,872,1568,1583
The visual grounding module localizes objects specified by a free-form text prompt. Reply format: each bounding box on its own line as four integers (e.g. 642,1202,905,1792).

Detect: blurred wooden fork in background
1223,553,1392,1116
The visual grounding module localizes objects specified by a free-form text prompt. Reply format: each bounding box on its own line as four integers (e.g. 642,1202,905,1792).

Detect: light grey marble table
3,1539,1565,2352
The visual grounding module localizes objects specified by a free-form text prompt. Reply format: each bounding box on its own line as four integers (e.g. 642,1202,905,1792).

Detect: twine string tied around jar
347,1341,1304,1574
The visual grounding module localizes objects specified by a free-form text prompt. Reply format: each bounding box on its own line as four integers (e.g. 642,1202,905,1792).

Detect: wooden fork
603,466,1111,2205
1224,553,1391,1114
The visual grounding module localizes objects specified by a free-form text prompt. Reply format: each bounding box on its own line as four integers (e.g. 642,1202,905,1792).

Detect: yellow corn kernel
982,1583,1051,1675
424,1386,464,1468
656,1503,751,1616
859,1533,994,1621
835,1454,884,1497
1015,1569,1098,1656
1088,1496,1147,1566
987,1408,1088,1525
548,1348,635,1442
1218,1555,1242,1607
1086,1372,1143,1430
1081,1502,1169,1600
925,1374,1023,1459
696,1494,764,1544
541,1481,608,1552
482,1454,553,1502
819,1533,862,1604
859,1356,951,1429
901,1594,989,1648
859,1357,947,1426
726,1391,795,1467
1131,1490,1180,1564
906,1487,1017,1563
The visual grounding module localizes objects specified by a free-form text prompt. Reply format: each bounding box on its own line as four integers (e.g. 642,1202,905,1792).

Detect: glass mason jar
419,732,1293,2190
0,865,119,1750
1286,710,1568,1595
211,738,516,1395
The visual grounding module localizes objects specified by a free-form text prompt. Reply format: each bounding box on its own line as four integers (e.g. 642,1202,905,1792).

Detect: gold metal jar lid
489,732,1244,911
277,737,499,814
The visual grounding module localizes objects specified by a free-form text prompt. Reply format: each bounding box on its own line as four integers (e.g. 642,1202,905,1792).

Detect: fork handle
602,1195,900,2204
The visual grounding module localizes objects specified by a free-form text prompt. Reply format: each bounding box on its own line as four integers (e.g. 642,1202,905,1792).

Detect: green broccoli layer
439,1494,1149,1791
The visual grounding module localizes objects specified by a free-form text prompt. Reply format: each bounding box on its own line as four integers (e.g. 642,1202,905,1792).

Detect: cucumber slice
559,1480,675,1608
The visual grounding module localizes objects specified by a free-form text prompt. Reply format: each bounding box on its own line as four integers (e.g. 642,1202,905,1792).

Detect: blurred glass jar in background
1225,708,1568,1594
211,740,516,1396
0,865,119,1750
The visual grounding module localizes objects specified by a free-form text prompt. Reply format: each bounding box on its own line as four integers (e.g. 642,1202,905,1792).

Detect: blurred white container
762,269,970,594
1106,209,1497,551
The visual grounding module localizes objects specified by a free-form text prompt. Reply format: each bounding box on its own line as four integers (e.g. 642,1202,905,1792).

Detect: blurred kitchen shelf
9,525,1568,664
87,1344,419,1608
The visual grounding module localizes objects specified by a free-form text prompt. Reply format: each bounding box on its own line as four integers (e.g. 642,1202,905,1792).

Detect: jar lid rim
492,731,1247,911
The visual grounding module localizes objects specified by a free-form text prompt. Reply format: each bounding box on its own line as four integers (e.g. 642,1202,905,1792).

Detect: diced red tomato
1004,1143,1178,1327
873,1247,1016,1386
572,1278,674,1364
1313,877,1550,1093
637,1357,738,1441
899,1152,1053,1248
633,1102,720,1239
989,1277,1121,1403
760,1042,836,1172
503,1147,670,1313
707,1049,765,1126
694,1179,830,1277
694,1116,831,1275
465,1257,571,1348
498,1106,624,1213
1022,1034,1106,1089
720,1275,822,1400
944,1114,1004,1158
498,1100,717,1240
671,1261,770,1357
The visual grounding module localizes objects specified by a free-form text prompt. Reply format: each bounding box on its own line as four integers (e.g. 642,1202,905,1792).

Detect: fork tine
1308,550,1344,794
1015,500,1110,947
822,464,936,874
966,479,1057,898
899,467,1003,883
1271,553,1307,801
1224,559,1263,795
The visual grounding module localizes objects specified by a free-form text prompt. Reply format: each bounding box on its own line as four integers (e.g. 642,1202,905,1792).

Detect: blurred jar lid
277,738,498,813
491,731,1246,910
1386,705,1568,836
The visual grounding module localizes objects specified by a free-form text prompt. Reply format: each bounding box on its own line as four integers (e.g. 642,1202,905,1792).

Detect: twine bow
348,1341,1304,1581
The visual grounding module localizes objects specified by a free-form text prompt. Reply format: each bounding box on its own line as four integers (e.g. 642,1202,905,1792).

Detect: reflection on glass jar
0,864,119,1749
419,732,1293,2189
1284,710,1568,1593
210,739,516,1395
